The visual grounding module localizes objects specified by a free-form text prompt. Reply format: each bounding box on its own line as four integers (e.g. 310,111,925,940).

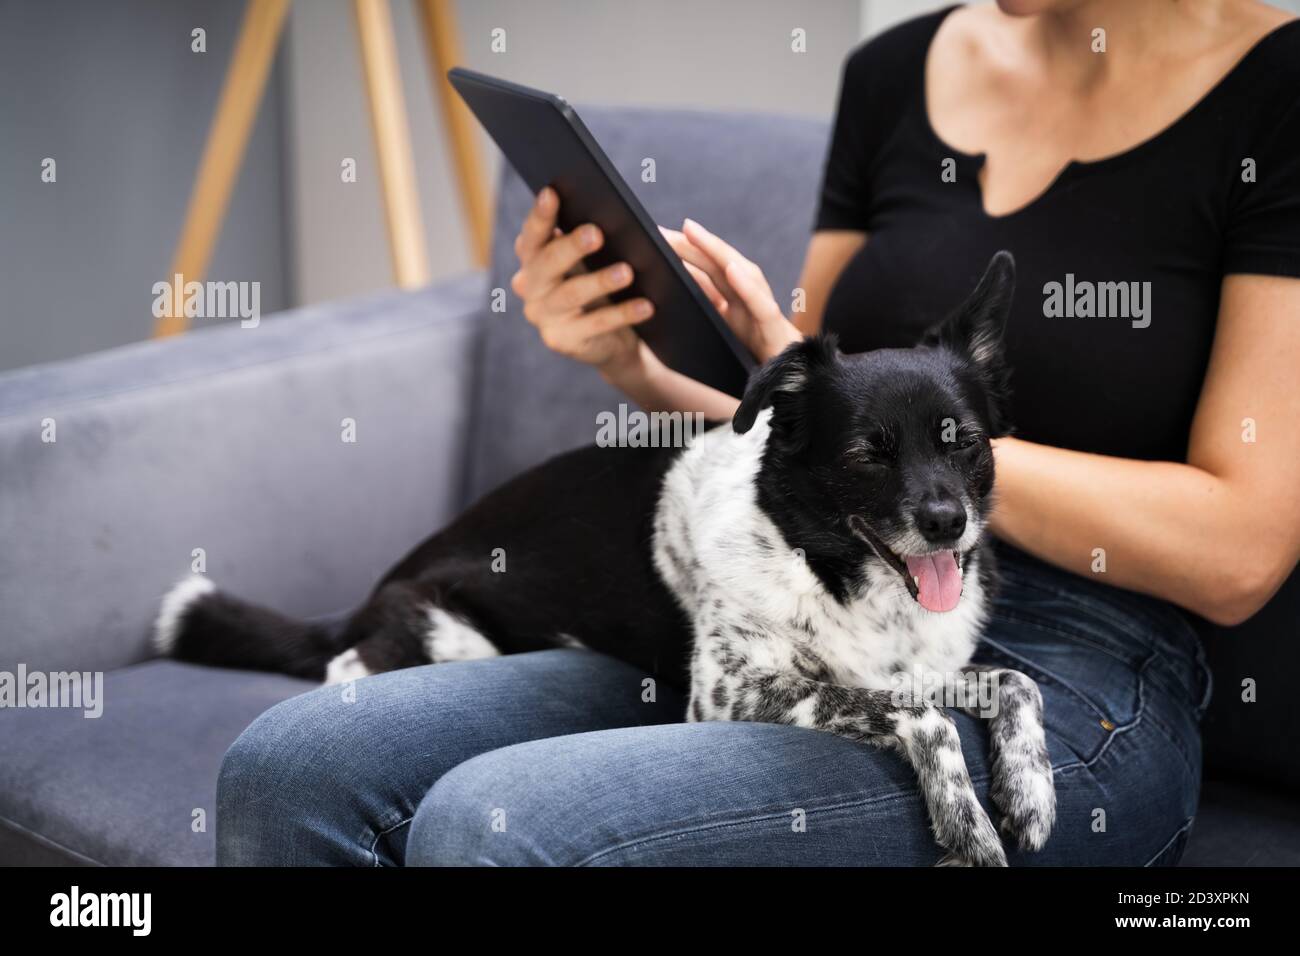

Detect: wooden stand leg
354,0,431,289
416,0,492,268
155,0,290,337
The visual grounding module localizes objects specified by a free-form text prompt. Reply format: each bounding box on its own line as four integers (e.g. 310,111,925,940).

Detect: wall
283,0,863,305
0,0,290,372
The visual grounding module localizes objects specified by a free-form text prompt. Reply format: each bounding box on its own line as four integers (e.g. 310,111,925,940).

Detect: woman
218,0,1300,865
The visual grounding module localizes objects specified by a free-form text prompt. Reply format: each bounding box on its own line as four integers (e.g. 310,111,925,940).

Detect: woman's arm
991,273,1300,626
510,186,866,417
596,339,742,419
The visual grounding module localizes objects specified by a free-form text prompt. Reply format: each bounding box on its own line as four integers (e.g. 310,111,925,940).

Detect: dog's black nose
914,498,966,543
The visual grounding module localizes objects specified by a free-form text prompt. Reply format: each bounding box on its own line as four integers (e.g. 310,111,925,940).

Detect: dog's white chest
806,571,985,688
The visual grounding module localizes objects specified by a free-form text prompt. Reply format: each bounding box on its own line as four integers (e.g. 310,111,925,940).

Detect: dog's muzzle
847,515,964,613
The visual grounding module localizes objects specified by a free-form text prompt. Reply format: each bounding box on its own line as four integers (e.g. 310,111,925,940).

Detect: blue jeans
216,546,1211,865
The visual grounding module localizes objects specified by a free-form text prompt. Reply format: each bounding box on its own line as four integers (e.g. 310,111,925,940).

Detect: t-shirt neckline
916,6,1300,221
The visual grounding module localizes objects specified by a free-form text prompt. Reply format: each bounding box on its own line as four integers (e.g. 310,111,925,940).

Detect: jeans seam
368,815,413,867
1143,817,1194,867
574,785,959,866
1140,698,1200,778
1195,644,1214,719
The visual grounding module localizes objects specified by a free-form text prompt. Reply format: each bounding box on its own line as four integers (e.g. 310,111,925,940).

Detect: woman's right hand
510,187,656,372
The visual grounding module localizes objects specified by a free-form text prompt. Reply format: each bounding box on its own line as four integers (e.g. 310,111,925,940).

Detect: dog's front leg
723,667,1008,867
954,666,1055,851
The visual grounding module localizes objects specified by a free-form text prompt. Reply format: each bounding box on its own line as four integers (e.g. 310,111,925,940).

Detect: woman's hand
511,187,656,374
661,218,803,362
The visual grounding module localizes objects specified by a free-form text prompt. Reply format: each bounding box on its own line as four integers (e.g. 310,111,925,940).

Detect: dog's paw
936,808,1008,867
987,670,1056,852
992,761,1056,852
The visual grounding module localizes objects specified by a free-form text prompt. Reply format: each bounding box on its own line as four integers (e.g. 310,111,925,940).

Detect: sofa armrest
0,273,486,673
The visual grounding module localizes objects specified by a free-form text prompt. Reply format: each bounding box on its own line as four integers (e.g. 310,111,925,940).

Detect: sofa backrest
466,104,1299,795
0,280,485,673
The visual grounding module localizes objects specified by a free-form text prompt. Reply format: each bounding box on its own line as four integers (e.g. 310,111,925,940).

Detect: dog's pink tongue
905,552,962,612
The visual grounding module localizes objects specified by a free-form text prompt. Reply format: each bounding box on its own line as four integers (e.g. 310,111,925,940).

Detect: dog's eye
847,448,889,469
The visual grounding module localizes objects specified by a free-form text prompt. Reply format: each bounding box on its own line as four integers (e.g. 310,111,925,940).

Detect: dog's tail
153,576,343,682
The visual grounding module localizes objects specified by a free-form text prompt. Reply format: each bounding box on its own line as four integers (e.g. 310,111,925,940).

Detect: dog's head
733,251,1015,612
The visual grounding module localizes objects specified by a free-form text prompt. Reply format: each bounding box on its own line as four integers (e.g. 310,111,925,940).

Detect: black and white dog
157,251,1053,866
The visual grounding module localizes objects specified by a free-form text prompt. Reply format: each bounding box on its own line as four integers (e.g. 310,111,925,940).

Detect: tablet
448,67,754,397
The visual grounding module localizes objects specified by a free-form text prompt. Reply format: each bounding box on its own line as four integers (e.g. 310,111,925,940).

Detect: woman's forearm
600,341,741,420
990,436,1292,626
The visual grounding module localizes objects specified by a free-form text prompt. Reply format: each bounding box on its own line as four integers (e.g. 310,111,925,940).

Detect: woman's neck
1015,0,1233,91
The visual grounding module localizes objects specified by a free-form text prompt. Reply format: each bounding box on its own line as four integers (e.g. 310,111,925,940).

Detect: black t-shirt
816,7,1300,462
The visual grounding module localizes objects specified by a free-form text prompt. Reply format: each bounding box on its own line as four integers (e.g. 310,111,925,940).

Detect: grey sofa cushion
464,106,832,501
0,660,313,866
0,277,485,673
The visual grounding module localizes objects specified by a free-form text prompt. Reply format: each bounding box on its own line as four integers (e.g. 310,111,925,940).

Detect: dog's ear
922,251,1015,435
733,334,838,451
924,250,1015,369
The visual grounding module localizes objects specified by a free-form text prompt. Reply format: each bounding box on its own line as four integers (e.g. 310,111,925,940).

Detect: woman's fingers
681,216,737,257
683,261,729,313
542,298,655,354
683,218,775,299
541,261,634,313
512,222,603,300
660,225,738,301
536,223,604,283
682,218,748,276
677,218,797,360
724,260,802,358
514,187,558,265
724,260,784,324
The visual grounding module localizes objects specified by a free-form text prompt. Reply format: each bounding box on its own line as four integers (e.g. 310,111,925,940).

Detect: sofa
1,106,1297,867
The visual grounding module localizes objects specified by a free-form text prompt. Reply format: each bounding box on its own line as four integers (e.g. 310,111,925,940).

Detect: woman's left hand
661,219,803,363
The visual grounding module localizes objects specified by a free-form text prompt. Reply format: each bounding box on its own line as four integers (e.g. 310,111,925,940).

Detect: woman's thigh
216,649,684,866
409,573,1204,866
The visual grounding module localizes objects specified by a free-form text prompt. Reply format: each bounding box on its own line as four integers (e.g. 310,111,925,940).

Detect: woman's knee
406,749,567,866
216,688,343,864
